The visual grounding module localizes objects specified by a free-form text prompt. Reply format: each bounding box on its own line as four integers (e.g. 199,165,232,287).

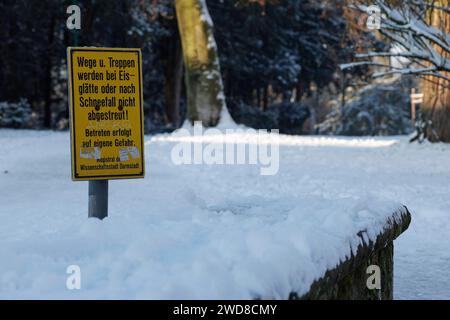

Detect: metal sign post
67,47,145,220
88,180,108,219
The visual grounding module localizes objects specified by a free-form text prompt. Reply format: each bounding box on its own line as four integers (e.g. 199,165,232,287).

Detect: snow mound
179,106,244,133
0,129,417,299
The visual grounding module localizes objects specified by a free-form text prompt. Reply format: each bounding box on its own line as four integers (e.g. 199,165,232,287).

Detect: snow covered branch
342,0,450,82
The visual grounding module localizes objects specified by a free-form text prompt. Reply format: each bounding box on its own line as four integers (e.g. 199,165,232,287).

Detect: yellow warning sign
68,47,145,181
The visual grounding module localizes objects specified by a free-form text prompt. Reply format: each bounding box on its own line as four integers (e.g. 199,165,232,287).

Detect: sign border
67,47,145,181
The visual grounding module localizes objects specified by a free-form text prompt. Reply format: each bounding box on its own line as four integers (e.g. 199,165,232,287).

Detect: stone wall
291,207,411,300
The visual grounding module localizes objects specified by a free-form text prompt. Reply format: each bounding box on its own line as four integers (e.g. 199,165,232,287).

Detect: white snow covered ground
0,128,449,299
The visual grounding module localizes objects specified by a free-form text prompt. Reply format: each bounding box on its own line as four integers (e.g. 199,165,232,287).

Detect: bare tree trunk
340,71,346,115
309,90,318,135
422,0,450,142
262,86,268,111
164,37,183,127
175,0,226,127
256,88,261,109
295,79,304,102
43,15,56,128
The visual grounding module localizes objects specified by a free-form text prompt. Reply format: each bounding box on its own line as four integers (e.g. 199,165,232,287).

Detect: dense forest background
0,0,419,136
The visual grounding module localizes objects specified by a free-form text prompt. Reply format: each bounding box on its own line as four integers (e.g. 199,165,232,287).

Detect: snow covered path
0,129,449,299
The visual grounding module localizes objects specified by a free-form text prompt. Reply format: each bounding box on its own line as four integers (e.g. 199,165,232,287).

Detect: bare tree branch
342,0,450,82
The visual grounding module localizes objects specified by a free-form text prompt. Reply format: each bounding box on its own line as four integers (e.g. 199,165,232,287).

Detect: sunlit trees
175,0,226,127
346,0,450,141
